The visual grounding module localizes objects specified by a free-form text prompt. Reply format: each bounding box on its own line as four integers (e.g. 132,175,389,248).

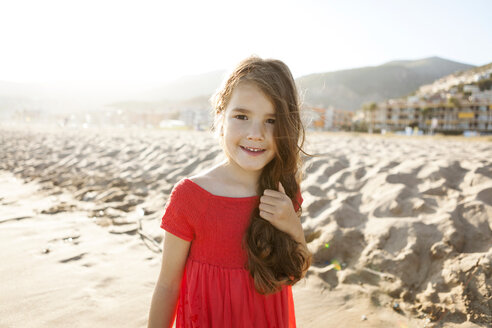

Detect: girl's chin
228,158,270,173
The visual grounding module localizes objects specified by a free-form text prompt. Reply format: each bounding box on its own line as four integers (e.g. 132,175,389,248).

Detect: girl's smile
221,82,277,174
240,146,266,156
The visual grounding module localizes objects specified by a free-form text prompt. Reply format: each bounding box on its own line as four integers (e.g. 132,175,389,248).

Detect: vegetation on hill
296,57,474,111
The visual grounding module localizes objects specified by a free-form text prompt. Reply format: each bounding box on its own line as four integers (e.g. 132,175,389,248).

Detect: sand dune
0,124,491,327
301,134,491,325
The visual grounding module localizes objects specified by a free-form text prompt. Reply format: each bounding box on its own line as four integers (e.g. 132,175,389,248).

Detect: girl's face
220,82,277,175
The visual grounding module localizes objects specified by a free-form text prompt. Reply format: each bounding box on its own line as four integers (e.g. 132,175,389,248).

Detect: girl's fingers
260,195,280,205
263,189,284,199
259,210,273,221
259,202,276,214
278,182,286,194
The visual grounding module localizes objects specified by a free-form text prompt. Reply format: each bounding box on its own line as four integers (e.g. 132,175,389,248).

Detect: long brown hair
212,56,312,294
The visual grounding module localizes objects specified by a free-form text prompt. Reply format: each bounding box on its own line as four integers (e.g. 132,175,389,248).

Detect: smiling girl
148,56,312,328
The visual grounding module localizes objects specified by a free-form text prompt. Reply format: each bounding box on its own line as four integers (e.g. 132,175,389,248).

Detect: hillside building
368,71,492,134
179,107,212,130
374,97,492,133
307,106,353,131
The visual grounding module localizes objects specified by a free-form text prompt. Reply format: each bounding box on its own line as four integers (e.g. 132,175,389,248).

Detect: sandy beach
1,123,491,327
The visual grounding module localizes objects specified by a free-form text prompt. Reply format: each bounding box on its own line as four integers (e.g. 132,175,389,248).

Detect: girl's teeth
243,147,263,152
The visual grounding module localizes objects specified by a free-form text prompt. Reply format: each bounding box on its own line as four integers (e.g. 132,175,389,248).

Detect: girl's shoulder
185,166,259,200
187,174,215,193
187,170,234,197
184,163,223,195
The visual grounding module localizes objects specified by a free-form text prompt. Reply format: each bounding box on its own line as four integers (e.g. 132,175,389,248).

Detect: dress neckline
184,178,260,201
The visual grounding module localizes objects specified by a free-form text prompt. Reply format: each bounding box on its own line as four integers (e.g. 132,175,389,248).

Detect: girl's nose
247,122,264,141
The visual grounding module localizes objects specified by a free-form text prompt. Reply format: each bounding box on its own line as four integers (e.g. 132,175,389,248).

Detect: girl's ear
213,110,225,138
218,111,225,136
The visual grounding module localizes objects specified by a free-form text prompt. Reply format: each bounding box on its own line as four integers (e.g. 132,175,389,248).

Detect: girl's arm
259,183,311,278
148,232,191,328
292,224,310,279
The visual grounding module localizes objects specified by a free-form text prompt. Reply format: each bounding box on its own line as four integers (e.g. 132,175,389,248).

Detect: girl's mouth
240,146,266,156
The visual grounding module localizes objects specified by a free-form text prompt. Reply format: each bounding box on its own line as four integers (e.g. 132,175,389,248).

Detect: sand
0,123,491,327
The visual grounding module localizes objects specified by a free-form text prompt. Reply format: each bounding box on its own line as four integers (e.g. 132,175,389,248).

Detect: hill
142,70,226,101
296,57,474,110
417,62,492,96
0,57,476,115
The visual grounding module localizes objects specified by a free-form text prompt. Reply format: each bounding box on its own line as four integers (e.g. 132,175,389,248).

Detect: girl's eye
266,118,276,124
235,115,247,120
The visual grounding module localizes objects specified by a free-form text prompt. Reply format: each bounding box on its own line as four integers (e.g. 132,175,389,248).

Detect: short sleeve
293,188,303,213
160,179,195,242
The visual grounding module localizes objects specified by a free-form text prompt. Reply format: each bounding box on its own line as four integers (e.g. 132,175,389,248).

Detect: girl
148,56,312,328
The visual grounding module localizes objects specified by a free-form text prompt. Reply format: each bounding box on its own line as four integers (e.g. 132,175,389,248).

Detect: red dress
160,178,303,328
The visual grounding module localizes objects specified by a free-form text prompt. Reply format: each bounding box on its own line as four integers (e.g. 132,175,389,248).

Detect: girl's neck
218,159,261,193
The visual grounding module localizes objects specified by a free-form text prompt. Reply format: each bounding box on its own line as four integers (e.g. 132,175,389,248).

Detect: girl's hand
259,182,304,243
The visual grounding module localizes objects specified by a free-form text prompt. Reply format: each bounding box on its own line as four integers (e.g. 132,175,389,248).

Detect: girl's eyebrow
231,107,276,117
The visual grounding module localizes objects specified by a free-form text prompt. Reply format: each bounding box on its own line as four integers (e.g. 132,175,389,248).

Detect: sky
0,0,491,85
